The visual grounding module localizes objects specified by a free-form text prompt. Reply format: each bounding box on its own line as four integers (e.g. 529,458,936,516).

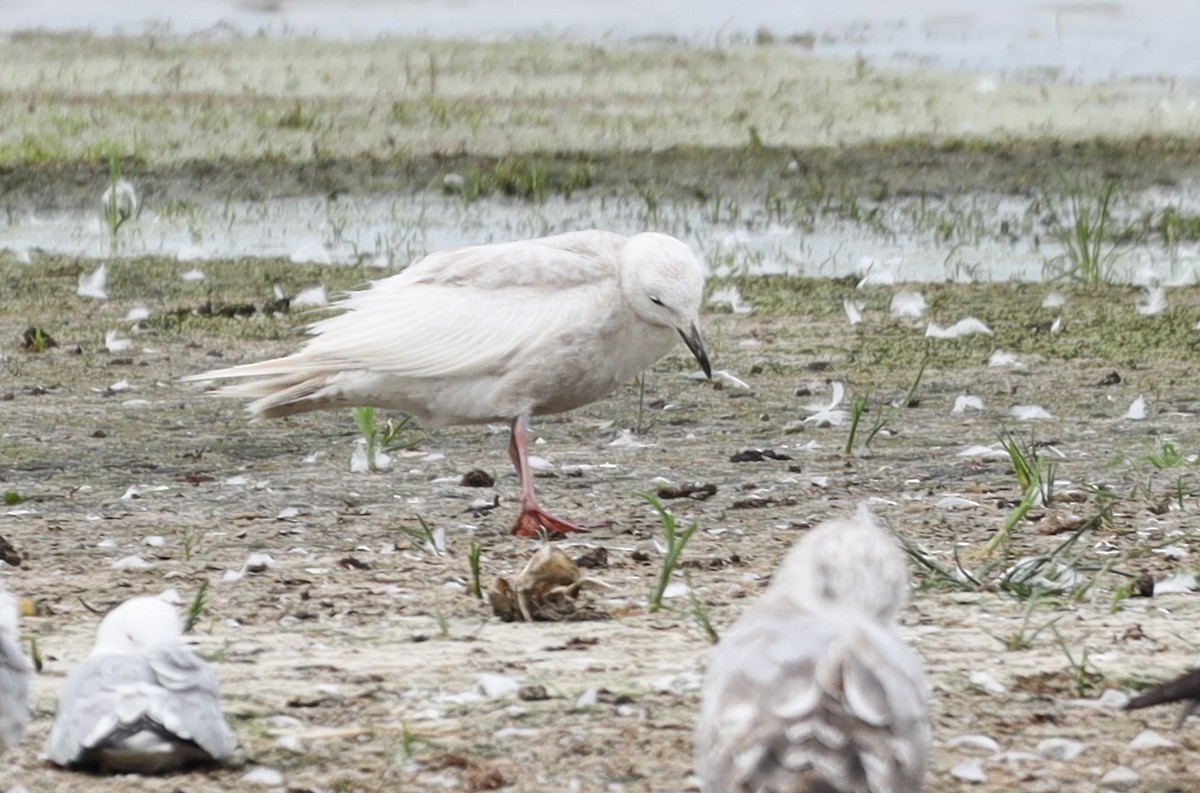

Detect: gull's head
768,505,910,622
624,233,711,379
91,595,182,657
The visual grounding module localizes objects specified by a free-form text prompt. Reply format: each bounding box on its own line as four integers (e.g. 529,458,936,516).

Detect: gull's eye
649,296,665,307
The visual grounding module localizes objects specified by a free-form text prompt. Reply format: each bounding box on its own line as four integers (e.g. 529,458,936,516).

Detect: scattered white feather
104,330,132,353
713,370,750,389
890,291,927,318
947,734,1002,752
708,285,753,314
1154,572,1198,594
1137,286,1167,316
241,768,285,787
290,239,332,265
950,761,987,783
989,350,1022,367
856,256,900,287
968,672,1008,695
180,268,205,282
1130,730,1176,750
111,555,151,570
925,318,992,338
13,248,32,264
1041,291,1066,309
951,395,984,413
1010,405,1052,420
958,444,1009,460
1050,316,1064,334
1125,396,1147,420
1004,557,1082,592
291,285,329,308
936,496,979,510
609,429,653,448
804,381,848,427
125,305,150,322
77,264,108,300
843,299,864,325
176,244,208,262
350,438,391,472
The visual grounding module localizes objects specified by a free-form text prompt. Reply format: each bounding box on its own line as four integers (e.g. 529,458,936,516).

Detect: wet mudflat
2,254,1200,791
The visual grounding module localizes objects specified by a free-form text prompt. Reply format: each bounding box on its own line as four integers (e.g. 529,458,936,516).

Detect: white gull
186,230,711,536
695,507,930,793
0,586,29,754
45,595,237,773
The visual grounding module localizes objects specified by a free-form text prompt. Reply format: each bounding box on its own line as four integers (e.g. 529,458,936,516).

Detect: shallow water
8,187,1200,284
5,0,1200,82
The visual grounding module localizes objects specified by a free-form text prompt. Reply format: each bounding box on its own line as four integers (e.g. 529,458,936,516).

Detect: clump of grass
1052,626,1102,696
353,408,423,472
990,594,1064,651
1041,178,1121,285
2,491,21,506
685,572,719,644
397,515,446,555
844,357,927,456
183,580,209,634
983,432,1057,555
641,493,700,612
29,639,42,673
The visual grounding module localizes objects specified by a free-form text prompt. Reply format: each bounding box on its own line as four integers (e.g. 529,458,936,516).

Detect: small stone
517,684,550,701
1098,766,1139,790
1036,737,1083,761
950,759,987,783
460,468,495,487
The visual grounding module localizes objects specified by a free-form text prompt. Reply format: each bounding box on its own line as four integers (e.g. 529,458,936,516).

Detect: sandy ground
2,260,1200,791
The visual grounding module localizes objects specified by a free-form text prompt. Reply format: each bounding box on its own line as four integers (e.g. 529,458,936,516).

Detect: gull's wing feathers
143,644,237,759
0,633,29,753
186,232,629,416
697,603,930,793
46,647,235,771
46,654,158,767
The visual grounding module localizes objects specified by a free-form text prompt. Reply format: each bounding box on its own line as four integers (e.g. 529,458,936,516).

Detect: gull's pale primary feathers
695,507,930,793
0,587,30,754
46,596,237,774
185,230,711,536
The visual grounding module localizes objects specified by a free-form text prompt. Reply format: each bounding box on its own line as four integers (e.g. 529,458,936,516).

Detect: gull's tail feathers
184,357,354,419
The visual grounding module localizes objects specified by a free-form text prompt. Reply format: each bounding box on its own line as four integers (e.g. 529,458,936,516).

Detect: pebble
969,670,1008,694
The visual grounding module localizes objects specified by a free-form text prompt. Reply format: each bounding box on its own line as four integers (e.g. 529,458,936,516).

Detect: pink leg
507,414,587,537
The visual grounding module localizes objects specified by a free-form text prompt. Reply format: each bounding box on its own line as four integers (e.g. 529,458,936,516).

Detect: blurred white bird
695,507,930,793
46,595,237,774
0,587,30,754
185,230,711,536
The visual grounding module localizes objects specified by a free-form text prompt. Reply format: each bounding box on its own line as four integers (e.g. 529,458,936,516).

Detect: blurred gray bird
1124,667,1200,728
185,230,711,537
46,595,237,774
0,587,30,754
695,507,931,793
